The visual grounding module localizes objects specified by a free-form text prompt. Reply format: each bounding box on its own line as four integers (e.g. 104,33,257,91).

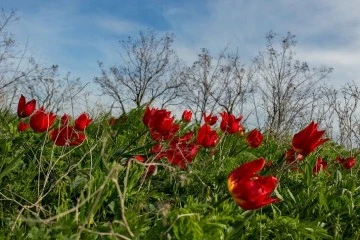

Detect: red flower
17,121,29,132
144,164,157,177
49,126,85,146
143,106,158,127
203,113,218,126
61,114,71,126
228,158,279,210
181,110,192,122
147,109,179,141
196,124,218,148
170,131,193,145
75,113,92,131
292,121,328,156
246,129,264,148
284,148,303,164
151,144,166,159
220,112,243,134
312,157,328,174
335,156,356,170
133,155,146,162
29,107,56,132
17,95,36,118
163,131,198,169
166,142,199,169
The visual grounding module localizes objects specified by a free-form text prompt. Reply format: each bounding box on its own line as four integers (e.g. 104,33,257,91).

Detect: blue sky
2,0,360,88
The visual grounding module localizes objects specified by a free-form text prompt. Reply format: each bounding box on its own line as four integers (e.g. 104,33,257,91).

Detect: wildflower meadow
0,94,359,239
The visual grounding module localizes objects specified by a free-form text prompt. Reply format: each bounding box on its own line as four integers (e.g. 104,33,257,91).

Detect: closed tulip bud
203,113,218,126
312,157,328,174
17,121,29,132
181,110,192,122
75,113,92,131
17,95,36,118
335,156,356,170
61,114,71,125
246,129,264,148
342,157,356,169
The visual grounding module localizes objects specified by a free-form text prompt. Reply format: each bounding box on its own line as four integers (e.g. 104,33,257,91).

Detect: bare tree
180,48,218,123
253,31,333,135
210,50,255,118
94,30,184,113
181,48,254,123
23,64,86,114
0,9,34,106
321,82,360,148
0,9,18,90
0,9,53,110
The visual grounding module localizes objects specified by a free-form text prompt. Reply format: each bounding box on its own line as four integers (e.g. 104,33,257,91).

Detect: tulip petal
228,158,265,181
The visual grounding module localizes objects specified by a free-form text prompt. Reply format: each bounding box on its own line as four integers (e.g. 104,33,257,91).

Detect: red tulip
29,107,56,132
150,144,167,160
170,131,193,145
17,95,36,118
284,148,303,164
335,156,356,170
49,126,85,146
292,121,328,156
228,158,279,210
220,112,243,134
144,164,157,177
17,121,29,132
182,110,192,122
147,109,179,141
60,114,71,125
143,106,158,127
133,155,145,162
203,113,218,126
246,129,264,148
163,131,198,169
196,124,218,148
312,157,328,174
75,113,92,131
166,142,199,169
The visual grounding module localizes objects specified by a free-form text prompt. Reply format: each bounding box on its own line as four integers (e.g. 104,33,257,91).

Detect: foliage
0,105,359,240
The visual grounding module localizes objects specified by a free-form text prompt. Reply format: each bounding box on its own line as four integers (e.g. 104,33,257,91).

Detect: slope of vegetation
1,104,359,240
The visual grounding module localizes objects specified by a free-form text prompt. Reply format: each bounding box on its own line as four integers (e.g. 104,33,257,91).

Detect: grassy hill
0,106,359,240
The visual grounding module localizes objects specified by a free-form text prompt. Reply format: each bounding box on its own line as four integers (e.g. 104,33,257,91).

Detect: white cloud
297,49,360,67
4,0,360,95
162,0,360,87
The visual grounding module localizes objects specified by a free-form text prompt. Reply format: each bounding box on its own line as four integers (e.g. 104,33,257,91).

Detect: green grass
0,107,359,240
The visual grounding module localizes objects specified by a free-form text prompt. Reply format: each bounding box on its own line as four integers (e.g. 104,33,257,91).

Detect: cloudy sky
2,0,359,89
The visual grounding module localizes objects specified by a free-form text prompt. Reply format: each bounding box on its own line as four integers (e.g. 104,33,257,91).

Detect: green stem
231,145,249,157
